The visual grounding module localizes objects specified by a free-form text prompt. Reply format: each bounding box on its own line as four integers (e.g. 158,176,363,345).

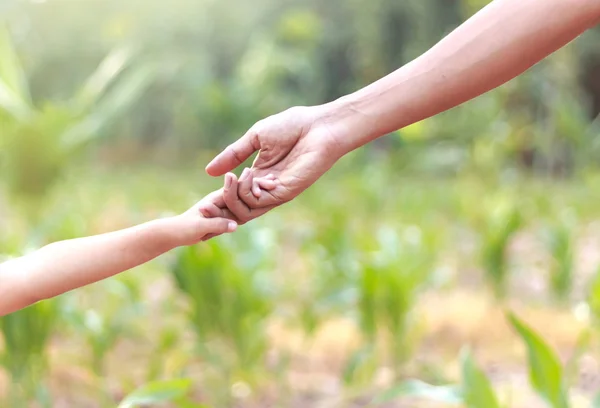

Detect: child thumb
204,218,238,234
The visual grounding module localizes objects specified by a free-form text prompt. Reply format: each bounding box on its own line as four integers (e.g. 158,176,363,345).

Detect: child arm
0,195,236,316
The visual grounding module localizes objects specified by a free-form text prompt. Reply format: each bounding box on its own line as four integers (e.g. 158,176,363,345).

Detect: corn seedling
543,221,574,302
342,345,379,389
0,299,58,407
169,222,274,403
459,348,501,408
357,225,434,377
63,277,144,376
371,348,499,407
480,198,522,299
300,210,358,336
508,312,569,408
373,311,571,408
117,378,206,408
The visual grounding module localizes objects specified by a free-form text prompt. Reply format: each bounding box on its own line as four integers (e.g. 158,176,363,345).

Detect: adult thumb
206,131,258,176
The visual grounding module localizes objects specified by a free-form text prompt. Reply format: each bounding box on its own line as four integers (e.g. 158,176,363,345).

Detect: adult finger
205,129,258,177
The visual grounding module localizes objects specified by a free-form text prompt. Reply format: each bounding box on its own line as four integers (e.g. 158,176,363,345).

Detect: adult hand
201,0,600,229
203,105,351,224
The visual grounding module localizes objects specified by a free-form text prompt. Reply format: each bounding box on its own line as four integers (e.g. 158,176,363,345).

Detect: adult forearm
324,0,600,154
0,219,177,316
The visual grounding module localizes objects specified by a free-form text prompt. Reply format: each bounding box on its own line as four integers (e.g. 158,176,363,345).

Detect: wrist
312,93,381,157
146,218,185,250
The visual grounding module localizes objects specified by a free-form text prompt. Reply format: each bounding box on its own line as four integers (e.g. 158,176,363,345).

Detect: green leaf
93,61,156,121
73,45,133,111
372,380,462,405
0,25,32,120
342,345,376,386
0,24,31,103
117,379,193,408
508,312,568,408
460,348,500,408
0,77,32,120
61,62,156,149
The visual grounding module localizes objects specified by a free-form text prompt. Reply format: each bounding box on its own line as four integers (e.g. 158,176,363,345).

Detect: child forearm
0,187,239,317
0,218,179,316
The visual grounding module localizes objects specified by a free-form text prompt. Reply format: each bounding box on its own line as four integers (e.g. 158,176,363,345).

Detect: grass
2,163,600,407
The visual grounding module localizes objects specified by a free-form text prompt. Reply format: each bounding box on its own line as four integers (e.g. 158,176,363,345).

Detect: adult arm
325,0,600,154
204,0,600,223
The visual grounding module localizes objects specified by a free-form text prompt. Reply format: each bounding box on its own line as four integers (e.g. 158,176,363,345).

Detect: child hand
172,199,238,246
197,171,278,222
193,171,277,242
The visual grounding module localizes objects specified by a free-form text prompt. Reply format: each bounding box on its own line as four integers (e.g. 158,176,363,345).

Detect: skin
0,192,260,316
0,180,274,315
202,0,600,226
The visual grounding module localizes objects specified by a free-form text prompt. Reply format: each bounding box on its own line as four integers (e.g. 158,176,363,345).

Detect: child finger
257,179,277,190
238,168,254,201
224,172,252,222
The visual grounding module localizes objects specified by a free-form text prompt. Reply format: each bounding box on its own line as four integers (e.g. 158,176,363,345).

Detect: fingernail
225,174,232,188
228,221,238,231
240,168,250,182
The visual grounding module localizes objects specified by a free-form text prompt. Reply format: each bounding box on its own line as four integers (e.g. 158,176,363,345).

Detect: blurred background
1,0,600,406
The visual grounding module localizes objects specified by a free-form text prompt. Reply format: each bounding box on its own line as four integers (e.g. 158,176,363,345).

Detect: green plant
373,312,575,408
372,379,462,406
480,198,522,299
0,299,58,407
299,209,358,336
357,226,435,376
0,25,155,219
169,223,274,403
459,348,501,408
371,348,499,407
543,221,574,302
63,277,144,377
508,312,569,408
118,378,208,408
342,345,379,389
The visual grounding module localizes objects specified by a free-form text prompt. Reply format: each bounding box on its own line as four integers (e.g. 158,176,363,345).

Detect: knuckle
228,145,245,164
285,106,302,115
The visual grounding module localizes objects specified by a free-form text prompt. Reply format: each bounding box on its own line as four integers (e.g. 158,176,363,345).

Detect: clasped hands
192,105,352,240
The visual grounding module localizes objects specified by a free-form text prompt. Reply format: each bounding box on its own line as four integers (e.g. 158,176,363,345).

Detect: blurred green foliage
169,223,275,405
1,0,598,167
0,300,58,407
480,194,522,299
509,313,569,408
